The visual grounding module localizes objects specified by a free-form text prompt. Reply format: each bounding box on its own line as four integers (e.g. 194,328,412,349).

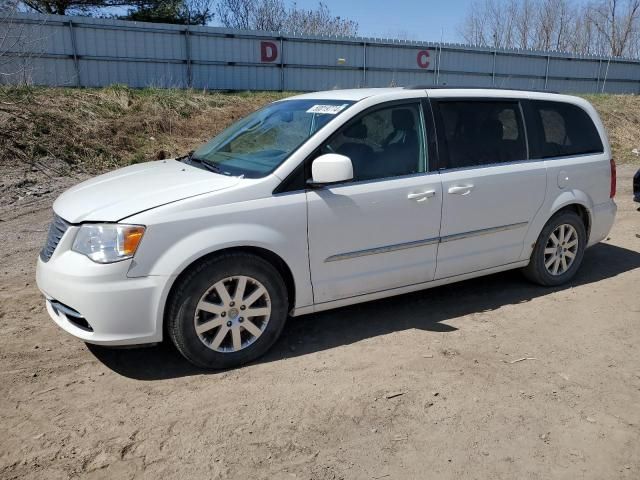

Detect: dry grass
0,86,289,176
583,94,640,164
0,87,638,180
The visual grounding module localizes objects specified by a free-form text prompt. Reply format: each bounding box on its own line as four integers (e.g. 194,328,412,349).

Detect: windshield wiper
175,150,193,162
185,153,224,174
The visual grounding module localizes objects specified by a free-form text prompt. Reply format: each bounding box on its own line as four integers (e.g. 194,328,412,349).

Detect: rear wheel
167,253,288,369
523,210,587,286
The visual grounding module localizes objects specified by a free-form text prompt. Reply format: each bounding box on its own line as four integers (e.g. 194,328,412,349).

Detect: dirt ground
0,165,639,480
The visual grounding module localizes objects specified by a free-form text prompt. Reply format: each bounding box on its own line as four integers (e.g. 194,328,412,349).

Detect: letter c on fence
417,50,430,69
261,41,278,62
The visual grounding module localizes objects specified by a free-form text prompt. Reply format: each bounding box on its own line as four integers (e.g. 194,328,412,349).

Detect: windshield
191,99,354,178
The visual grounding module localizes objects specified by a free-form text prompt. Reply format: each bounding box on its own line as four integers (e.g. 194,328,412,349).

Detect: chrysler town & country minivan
36,87,617,368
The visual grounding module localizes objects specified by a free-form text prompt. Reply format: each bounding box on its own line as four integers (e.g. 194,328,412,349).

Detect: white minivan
36,87,617,368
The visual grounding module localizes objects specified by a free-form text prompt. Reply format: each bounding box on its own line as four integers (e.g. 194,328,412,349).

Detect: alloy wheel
193,276,271,353
543,223,579,276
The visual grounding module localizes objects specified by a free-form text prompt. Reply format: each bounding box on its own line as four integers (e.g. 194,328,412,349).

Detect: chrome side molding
325,237,440,262
439,221,529,243
325,221,528,262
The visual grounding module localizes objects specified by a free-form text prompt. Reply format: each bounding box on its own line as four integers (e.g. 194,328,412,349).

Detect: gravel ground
1,165,639,480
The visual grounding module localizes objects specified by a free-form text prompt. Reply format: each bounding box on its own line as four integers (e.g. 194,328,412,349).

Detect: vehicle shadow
88,242,640,380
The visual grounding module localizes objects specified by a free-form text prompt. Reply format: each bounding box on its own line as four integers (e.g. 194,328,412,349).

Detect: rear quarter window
530,100,603,159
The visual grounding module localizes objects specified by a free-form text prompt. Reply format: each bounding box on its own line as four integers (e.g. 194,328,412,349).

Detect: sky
289,0,474,43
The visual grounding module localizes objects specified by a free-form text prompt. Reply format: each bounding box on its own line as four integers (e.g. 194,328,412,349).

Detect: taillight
610,158,616,198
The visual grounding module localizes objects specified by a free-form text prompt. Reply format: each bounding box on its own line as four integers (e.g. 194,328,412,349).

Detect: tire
167,252,289,369
522,210,587,287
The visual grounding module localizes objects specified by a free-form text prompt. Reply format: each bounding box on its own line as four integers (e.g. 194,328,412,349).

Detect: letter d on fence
261,41,278,62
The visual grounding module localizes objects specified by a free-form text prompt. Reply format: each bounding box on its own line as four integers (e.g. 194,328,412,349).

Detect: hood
54,159,241,223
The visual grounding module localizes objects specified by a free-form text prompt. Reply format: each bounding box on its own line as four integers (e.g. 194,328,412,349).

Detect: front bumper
588,199,617,247
35,228,170,346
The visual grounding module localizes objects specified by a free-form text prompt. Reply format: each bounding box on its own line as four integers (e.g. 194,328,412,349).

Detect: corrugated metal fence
2,12,640,93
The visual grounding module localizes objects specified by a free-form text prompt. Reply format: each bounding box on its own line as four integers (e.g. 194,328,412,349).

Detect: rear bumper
36,248,170,346
588,199,617,247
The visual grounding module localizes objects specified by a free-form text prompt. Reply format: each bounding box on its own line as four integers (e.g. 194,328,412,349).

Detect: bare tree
588,0,640,56
0,4,44,85
215,0,252,29
515,0,535,48
459,0,490,45
286,2,357,36
460,0,640,57
216,0,288,31
531,0,573,51
216,0,357,36
459,0,520,48
566,14,590,54
554,0,572,50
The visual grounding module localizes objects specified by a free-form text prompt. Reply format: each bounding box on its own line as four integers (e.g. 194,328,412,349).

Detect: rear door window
529,100,603,159
435,101,527,169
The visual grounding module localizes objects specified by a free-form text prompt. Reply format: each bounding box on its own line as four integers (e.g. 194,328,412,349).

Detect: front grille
40,214,70,262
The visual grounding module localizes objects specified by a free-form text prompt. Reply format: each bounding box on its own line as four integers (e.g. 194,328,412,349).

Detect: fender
149,224,295,276
125,189,313,316
548,189,593,220
520,188,593,262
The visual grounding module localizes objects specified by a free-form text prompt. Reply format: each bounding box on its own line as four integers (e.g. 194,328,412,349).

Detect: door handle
448,185,474,195
407,190,436,202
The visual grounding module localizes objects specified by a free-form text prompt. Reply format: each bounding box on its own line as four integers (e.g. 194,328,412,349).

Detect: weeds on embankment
0,86,289,176
0,86,638,179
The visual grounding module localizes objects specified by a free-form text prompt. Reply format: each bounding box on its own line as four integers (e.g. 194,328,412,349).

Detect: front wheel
167,253,289,369
523,210,587,287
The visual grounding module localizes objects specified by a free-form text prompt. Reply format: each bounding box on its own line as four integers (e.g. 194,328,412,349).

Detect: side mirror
309,153,353,186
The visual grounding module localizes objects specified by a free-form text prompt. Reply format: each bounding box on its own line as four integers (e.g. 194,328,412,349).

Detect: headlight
72,224,145,263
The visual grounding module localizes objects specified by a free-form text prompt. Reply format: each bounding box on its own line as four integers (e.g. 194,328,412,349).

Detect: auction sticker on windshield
306,104,349,114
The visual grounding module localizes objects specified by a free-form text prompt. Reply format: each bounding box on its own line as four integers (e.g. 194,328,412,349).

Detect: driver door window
322,102,427,182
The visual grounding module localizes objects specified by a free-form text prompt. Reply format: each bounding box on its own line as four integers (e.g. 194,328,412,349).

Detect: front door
431,98,547,279
306,101,443,304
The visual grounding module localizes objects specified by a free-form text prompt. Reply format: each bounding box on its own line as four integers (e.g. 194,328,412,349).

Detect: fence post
544,55,550,90
184,27,192,88
362,42,367,87
435,43,442,85
595,59,602,93
68,20,81,87
279,36,284,92
601,57,611,93
492,50,496,86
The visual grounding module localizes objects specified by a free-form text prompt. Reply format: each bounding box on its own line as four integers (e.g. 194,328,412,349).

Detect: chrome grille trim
40,214,70,262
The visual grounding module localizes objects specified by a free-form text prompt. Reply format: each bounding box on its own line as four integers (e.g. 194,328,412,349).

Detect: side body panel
518,94,614,258
126,185,312,312
521,154,612,257
436,162,547,278
429,96,547,278
307,173,443,303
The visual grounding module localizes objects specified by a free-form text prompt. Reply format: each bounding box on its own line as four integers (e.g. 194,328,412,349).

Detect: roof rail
404,85,560,94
